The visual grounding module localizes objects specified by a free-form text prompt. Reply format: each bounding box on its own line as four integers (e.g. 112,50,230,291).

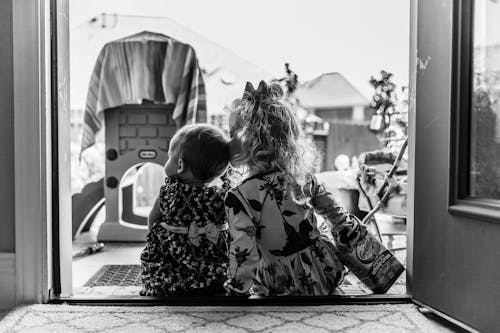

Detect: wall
0,0,17,309
0,0,15,252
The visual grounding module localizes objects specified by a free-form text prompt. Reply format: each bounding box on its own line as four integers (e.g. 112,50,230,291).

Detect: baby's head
227,81,318,185
165,124,230,184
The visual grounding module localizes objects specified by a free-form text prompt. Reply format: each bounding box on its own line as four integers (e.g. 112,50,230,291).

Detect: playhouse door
412,0,500,332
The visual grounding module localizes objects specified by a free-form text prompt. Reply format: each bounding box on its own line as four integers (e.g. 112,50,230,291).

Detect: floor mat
0,304,452,333
83,265,142,287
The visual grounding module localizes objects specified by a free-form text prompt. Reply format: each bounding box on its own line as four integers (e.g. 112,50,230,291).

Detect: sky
69,0,410,100
474,0,500,47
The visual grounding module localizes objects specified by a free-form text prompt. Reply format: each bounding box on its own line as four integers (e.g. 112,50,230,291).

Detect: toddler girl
140,124,230,296
224,81,370,296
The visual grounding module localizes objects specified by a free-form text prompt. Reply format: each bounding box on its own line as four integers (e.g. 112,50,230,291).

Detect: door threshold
49,294,411,306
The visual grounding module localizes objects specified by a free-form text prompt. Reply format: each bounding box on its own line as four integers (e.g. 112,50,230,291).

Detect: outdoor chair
356,138,408,252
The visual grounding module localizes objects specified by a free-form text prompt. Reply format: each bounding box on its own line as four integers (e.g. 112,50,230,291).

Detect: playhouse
72,31,205,242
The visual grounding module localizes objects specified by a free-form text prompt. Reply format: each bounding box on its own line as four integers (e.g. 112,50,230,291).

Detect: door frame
13,0,52,304
12,0,72,303
14,0,414,305
405,0,417,297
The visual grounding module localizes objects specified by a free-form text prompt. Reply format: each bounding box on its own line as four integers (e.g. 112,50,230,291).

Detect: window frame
448,0,500,224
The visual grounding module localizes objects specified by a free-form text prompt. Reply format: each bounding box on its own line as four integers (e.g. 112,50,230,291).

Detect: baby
140,124,230,296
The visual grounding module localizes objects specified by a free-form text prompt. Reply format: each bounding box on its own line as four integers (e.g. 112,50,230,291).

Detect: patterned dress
224,170,367,296
140,177,229,296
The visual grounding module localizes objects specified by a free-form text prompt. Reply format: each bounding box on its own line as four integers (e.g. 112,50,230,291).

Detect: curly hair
227,81,319,190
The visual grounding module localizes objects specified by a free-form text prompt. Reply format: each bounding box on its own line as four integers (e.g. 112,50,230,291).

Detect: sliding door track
49,294,411,306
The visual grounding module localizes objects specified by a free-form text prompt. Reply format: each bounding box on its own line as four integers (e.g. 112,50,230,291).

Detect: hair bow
243,81,270,113
160,222,228,247
188,222,228,246
243,81,269,100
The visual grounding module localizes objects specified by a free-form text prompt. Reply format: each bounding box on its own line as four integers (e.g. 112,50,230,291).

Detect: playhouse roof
295,72,369,109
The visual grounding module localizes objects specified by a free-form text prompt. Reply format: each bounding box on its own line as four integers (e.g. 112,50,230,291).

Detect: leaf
282,210,296,217
248,199,263,211
236,226,256,237
298,219,313,236
233,246,251,265
300,252,313,266
225,192,247,215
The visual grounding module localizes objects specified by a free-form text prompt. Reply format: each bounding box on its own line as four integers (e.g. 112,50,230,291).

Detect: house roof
295,72,370,109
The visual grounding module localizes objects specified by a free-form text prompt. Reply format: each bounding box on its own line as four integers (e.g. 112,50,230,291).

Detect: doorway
61,0,412,300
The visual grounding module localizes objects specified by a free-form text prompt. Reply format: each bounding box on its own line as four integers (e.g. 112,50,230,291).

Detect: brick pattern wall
117,109,176,155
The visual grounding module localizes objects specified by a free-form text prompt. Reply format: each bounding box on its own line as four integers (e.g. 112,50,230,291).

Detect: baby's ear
177,158,185,174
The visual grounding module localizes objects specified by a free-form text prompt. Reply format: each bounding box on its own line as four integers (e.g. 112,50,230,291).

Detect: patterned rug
84,265,142,287
0,304,447,333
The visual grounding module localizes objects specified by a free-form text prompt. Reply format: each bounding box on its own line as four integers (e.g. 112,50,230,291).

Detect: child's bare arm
148,197,161,230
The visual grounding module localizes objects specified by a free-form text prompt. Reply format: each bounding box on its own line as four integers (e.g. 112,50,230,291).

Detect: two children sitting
140,81,401,296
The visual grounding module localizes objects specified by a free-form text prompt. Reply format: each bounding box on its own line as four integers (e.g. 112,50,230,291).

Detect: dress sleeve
224,189,261,295
306,176,367,249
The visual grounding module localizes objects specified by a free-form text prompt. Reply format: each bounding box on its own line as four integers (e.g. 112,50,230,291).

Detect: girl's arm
224,190,261,295
306,176,366,248
148,197,161,230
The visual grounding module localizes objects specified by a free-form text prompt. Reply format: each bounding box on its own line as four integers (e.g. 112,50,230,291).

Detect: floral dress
224,170,367,296
140,177,229,296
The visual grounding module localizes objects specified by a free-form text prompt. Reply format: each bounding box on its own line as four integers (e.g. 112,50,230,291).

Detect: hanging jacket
81,31,206,154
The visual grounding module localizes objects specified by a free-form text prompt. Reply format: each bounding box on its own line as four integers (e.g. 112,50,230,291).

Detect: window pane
470,0,500,199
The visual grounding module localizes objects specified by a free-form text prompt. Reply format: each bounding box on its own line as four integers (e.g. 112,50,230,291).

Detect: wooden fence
314,120,384,171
